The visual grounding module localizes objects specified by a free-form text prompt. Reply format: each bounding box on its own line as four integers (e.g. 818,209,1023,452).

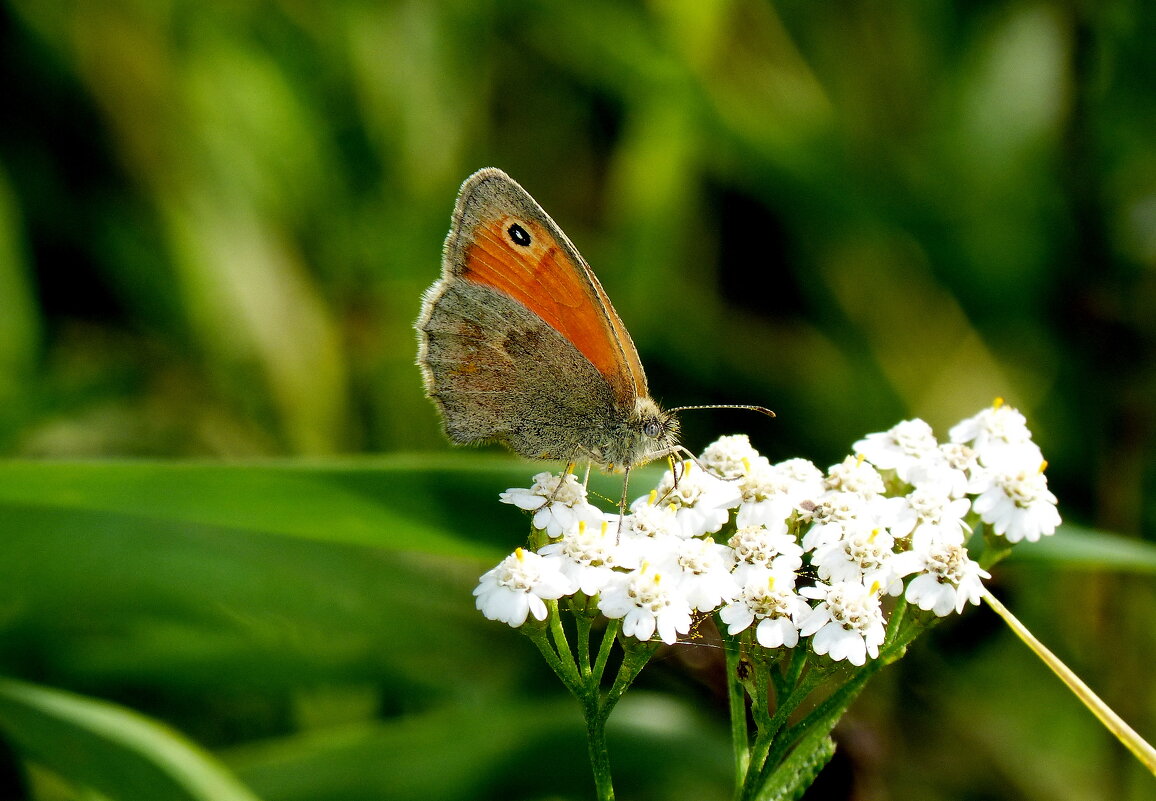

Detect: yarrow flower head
893,540,991,616
479,400,1059,670
971,461,1061,542
907,441,978,498
811,524,904,596
949,398,1041,469
718,570,810,649
824,455,886,497
699,434,764,480
474,548,576,627
598,563,693,645
797,490,891,552
728,523,804,580
950,399,1061,543
799,581,887,667
623,491,681,538
887,484,972,549
734,457,826,529
663,536,739,612
538,519,636,596
499,470,604,538
855,418,939,483
650,460,743,537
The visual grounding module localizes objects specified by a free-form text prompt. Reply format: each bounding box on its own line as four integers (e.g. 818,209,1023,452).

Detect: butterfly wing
442,168,648,406
416,168,674,468
417,272,621,460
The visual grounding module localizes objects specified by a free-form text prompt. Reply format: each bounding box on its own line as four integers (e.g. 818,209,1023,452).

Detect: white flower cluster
475,401,1060,666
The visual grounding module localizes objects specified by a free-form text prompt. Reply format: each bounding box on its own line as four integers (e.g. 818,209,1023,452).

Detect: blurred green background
0,0,1154,799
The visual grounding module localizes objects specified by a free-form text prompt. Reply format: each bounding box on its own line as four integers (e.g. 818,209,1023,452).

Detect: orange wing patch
462,216,642,404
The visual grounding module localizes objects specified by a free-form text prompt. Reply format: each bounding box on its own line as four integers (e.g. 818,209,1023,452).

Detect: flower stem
575,611,593,678
584,700,615,801
741,659,841,801
605,639,659,713
721,632,750,794
883,593,908,644
751,658,773,730
983,589,1156,774
573,636,660,801
545,600,581,686
977,522,1014,570
592,619,621,683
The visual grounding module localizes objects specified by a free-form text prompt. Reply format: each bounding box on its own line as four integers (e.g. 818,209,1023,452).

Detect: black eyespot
643,421,662,438
507,223,531,247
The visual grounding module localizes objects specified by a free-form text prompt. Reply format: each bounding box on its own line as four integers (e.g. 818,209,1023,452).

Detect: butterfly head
596,396,680,471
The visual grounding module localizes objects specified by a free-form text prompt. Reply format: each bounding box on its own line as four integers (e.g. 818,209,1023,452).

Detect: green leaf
0,678,262,801
0,456,572,692
1006,524,1156,574
0,455,664,558
0,492,524,692
751,663,882,801
756,735,836,801
0,456,521,560
225,693,731,801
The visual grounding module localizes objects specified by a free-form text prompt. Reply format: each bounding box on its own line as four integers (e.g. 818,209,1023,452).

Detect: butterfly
416,168,770,501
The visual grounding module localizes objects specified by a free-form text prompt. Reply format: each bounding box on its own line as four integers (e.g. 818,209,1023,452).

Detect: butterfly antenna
667,403,776,418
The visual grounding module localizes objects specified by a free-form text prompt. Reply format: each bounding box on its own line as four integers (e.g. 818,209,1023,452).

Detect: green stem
575,610,593,678
584,699,615,801
741,664,826,801
885,616,925,661
776,669,872,755
776,646,806,701
546,600,581,686
752,638,914,798
767,660,787,706
582,633,658,801
605,639,659,713
750,658,773,730
569,631,660,801
721,631,750,794
977,521,1014,571
884,594,908,645
984,589,1156,773
592,619,621,683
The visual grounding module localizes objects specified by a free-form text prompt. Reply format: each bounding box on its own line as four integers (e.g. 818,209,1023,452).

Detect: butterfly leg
546,462,578,505
615,466,635,534
652,454,684,508
653,444,725,506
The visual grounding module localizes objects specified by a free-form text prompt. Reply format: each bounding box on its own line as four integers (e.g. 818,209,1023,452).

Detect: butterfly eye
507,223,532,247
643,421,662,438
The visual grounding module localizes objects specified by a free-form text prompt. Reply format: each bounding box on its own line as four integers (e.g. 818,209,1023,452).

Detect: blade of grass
983,589,1156,775
0,678,262,801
